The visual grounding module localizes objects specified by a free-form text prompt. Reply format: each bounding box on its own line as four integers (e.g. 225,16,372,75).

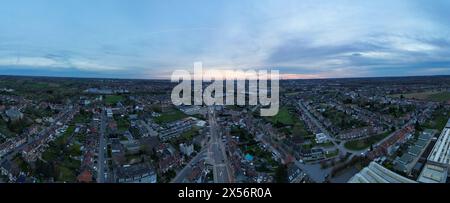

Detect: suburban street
171,148,207,183
297,101,350,155
0,106,77,165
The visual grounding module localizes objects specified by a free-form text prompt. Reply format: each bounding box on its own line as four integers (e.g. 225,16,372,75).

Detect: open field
391,91,450,102
268,107,295,126
105,95,125,105
154,108,187,124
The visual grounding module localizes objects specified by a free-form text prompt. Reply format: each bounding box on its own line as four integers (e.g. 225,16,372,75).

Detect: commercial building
417,118,450,183
427,119,450,166
315,133,328,144
417,163,448,183
348,162,417,183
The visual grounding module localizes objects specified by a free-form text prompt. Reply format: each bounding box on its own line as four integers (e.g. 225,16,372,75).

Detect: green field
344,131,391,151
115,116,130,132
325,149,340,158
105,95,125,105
392,91,450,102
268,107,295,126
427,92,450,102
154,108,187,124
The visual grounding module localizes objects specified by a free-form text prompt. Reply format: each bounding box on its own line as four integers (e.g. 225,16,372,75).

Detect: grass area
24,106,54,119
0,118,14,137
115,116,130,132
285,92,300,96
392,91,450,102
268,107,295,126
73,111,92,124
422,107,450,130
292,122,310,137
105,95,125,105
428,92,450,102
57,165,77,182
154,108,187,124
317,141,335,148
344,131,392,151
169,127,200,148
325,149,340,158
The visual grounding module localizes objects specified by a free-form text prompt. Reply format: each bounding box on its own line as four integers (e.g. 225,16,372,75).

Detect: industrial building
348,162,417,183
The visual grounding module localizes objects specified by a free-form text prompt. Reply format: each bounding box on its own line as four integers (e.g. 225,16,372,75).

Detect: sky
1,0,450,79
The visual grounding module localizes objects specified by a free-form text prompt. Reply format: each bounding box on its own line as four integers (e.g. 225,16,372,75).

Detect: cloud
1,0,450,78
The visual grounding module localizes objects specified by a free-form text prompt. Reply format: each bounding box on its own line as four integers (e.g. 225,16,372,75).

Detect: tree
274,164,288,183
414,121,422,131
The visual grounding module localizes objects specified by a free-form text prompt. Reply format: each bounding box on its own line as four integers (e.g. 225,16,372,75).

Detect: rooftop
348,162,416,183
417,163,448,183
428,120,450,166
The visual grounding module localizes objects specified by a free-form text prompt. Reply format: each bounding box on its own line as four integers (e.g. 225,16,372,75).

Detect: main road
171,106,233,183
97,108,108,183
207,107,233,183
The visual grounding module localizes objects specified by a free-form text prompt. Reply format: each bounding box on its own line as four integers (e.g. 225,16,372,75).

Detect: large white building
427,119,450,166
417,118,450,183
348,162,417,183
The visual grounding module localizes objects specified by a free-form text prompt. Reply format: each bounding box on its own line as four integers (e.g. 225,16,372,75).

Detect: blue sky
1,0,450,79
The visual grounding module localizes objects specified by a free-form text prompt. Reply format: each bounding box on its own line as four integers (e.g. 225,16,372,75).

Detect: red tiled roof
77,170,93,183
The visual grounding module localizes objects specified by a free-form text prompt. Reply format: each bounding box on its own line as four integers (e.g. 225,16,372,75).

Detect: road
297,101,350,155
171,148,207,183
97,108,108,183
171,106,233,183
207,107,233,183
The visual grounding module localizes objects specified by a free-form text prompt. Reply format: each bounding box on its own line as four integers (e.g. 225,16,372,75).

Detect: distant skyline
1,0,450,79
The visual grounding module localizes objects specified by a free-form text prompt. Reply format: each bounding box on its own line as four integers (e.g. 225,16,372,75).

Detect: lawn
115,116,130,132
325,149,340,158
268,107,295,126
154,108,187,124
105,95,125,105
292,122,310,137
344,131,391,151
392,91,450,102
427,92,450,102
73,112,92,124
57,165,77,182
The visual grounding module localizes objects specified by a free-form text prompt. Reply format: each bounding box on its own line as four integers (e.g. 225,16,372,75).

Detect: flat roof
348,162,416,183
428,124,450,165
398,153,414,164
417,163,448,183
408,146,422,156
415,140,428,148
418,132,433,141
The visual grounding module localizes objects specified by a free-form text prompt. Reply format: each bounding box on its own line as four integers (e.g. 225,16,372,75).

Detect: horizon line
1,73,450,81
